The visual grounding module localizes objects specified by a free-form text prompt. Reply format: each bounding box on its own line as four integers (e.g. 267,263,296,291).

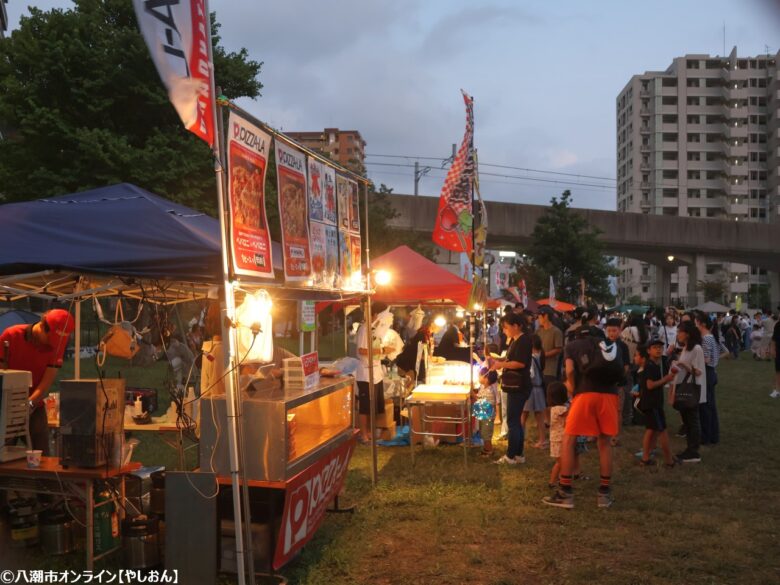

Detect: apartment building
616,47,780,307
286,128,366,174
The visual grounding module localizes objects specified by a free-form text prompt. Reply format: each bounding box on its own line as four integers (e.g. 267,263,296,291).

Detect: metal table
0,457,140,569
406,384,471,467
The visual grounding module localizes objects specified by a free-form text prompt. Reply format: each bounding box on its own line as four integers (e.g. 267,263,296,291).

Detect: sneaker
542,490,574,509
770,390,780,398
676,452,701,464
638,459,656,468
493,454,524,465
635,449,658,458
597,490,614,508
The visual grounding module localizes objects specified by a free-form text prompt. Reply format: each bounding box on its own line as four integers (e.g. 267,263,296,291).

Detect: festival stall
0,173,368,578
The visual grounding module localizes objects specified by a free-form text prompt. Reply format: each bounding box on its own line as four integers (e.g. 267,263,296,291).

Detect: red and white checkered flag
433,91,475,252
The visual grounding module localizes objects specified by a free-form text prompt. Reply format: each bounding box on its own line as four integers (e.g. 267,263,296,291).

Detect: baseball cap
648,338,664,347
537,306,555,317
44,309,75,348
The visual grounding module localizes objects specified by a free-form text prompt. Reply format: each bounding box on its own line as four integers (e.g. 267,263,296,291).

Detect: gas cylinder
93,487,120,554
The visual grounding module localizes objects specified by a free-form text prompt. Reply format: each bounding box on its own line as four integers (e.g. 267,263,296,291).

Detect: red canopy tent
537,298,577,312
371,245,472,307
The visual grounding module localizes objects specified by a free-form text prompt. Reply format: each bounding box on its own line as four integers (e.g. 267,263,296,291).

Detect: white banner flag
133,0,215,146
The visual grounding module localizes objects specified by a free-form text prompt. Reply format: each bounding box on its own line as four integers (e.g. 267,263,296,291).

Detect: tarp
0,183,223,282
695,301,731,314
537,298,577,312
371,245,472,308
0,309,40,334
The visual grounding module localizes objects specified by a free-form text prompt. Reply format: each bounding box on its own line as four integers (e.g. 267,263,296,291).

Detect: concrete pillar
654,264,671,308
687,255,705,308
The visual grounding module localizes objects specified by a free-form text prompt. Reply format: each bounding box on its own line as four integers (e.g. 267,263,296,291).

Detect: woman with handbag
490,313,533,465
670,321,706,463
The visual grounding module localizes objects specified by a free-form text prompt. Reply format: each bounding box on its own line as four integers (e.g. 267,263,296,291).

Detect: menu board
336,174,351,232
226,111,274,278
321,165,337,226
275,140,312,281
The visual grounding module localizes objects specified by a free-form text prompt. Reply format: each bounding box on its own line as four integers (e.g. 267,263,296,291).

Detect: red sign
301,352,319,377
274,434,356,569
227,112,274,278
275,140,313,281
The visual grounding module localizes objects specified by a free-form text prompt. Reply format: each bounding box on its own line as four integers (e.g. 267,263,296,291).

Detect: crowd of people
358,300,780,510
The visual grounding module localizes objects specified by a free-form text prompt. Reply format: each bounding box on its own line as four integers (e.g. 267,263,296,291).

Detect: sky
6,0,780,210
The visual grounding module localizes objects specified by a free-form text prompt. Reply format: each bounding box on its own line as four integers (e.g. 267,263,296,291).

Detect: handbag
95,298,145,365
672,372,700,410
500,337,524,390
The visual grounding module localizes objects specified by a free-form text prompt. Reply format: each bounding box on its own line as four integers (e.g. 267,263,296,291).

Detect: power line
365,152,617,182
364,161,615,190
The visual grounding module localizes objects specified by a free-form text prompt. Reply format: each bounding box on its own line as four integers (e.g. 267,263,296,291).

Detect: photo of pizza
280,175,307,239
229,145,266,229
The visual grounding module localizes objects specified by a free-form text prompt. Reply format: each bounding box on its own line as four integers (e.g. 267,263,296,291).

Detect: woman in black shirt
490,313,532,464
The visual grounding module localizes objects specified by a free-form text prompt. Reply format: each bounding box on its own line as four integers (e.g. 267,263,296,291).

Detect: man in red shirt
0,309,75,453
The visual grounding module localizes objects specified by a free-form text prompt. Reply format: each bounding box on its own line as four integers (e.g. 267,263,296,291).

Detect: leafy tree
527,190,616,304
697,279,728,303
0,0,262,214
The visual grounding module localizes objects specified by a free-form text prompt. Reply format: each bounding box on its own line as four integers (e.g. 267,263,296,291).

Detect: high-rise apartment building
616,47,780,308
286,128,366,174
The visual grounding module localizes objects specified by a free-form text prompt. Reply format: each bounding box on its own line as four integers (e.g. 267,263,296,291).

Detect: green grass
5,353,779,584
279,353,780,585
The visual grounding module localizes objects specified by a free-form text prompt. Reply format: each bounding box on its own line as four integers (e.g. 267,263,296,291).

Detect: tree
527,190,616,304
697,279,728,303
0,0,262,214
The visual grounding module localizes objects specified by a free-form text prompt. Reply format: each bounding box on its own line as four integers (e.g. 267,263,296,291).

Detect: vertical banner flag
549,276,557,308
432,91,475,253
307,158,324,222
275,140,313,281
321,166,338,226
133,0,214,146
349,234,362,287
336,175,351,232
519,279,529,308
226,111,274,278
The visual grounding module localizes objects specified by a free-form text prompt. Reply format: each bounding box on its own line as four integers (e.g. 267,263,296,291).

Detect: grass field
4,352,779,584
280,352,780,585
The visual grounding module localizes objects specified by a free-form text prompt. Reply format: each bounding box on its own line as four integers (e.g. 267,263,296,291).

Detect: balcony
640,126,652,135
640,144,652,153
721,141,747,157
724,197,749,215
724,123,748,140
640,163,652,172
640,275,652,284
640,89,651,98
640,108,651,116
723,104,748,119
640,199,652,211
730,281,749,294
722,162,748,178
639,181,651,190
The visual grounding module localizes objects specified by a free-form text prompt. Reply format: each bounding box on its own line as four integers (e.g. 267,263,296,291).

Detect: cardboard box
378,422,397,441
375,399,395,428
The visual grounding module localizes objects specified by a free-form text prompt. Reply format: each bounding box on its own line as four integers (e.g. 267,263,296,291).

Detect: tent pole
206,8,253,580
74,279,81,380
363,183,378,486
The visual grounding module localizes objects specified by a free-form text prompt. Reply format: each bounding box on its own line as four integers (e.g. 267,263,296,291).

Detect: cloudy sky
6,1,780,209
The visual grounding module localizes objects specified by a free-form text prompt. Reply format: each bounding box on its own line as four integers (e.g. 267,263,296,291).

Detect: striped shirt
702,333,719,368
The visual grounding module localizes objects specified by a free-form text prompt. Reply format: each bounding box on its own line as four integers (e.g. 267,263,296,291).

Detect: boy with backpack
543,325,625,509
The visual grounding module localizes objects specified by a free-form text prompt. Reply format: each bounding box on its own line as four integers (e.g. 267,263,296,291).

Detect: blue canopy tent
0,183,223,282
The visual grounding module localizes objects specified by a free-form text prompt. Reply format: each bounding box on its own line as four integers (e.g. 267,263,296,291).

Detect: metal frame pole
363,182,378,486
205,4,253,581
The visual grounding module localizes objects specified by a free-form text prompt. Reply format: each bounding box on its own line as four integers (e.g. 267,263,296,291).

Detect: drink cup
26,450,42,468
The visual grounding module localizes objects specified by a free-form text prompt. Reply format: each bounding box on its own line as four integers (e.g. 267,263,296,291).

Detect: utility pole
414,161,431,196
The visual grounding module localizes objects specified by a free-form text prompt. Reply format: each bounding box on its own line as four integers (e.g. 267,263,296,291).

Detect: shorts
523,384,546,412
564,392,619,437
642,408,667,432
550,439,562,459
478,418,495,443
357,381,385,416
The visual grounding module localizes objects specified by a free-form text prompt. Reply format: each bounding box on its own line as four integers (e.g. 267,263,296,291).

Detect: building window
662,78,678,87
687,96,700,106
